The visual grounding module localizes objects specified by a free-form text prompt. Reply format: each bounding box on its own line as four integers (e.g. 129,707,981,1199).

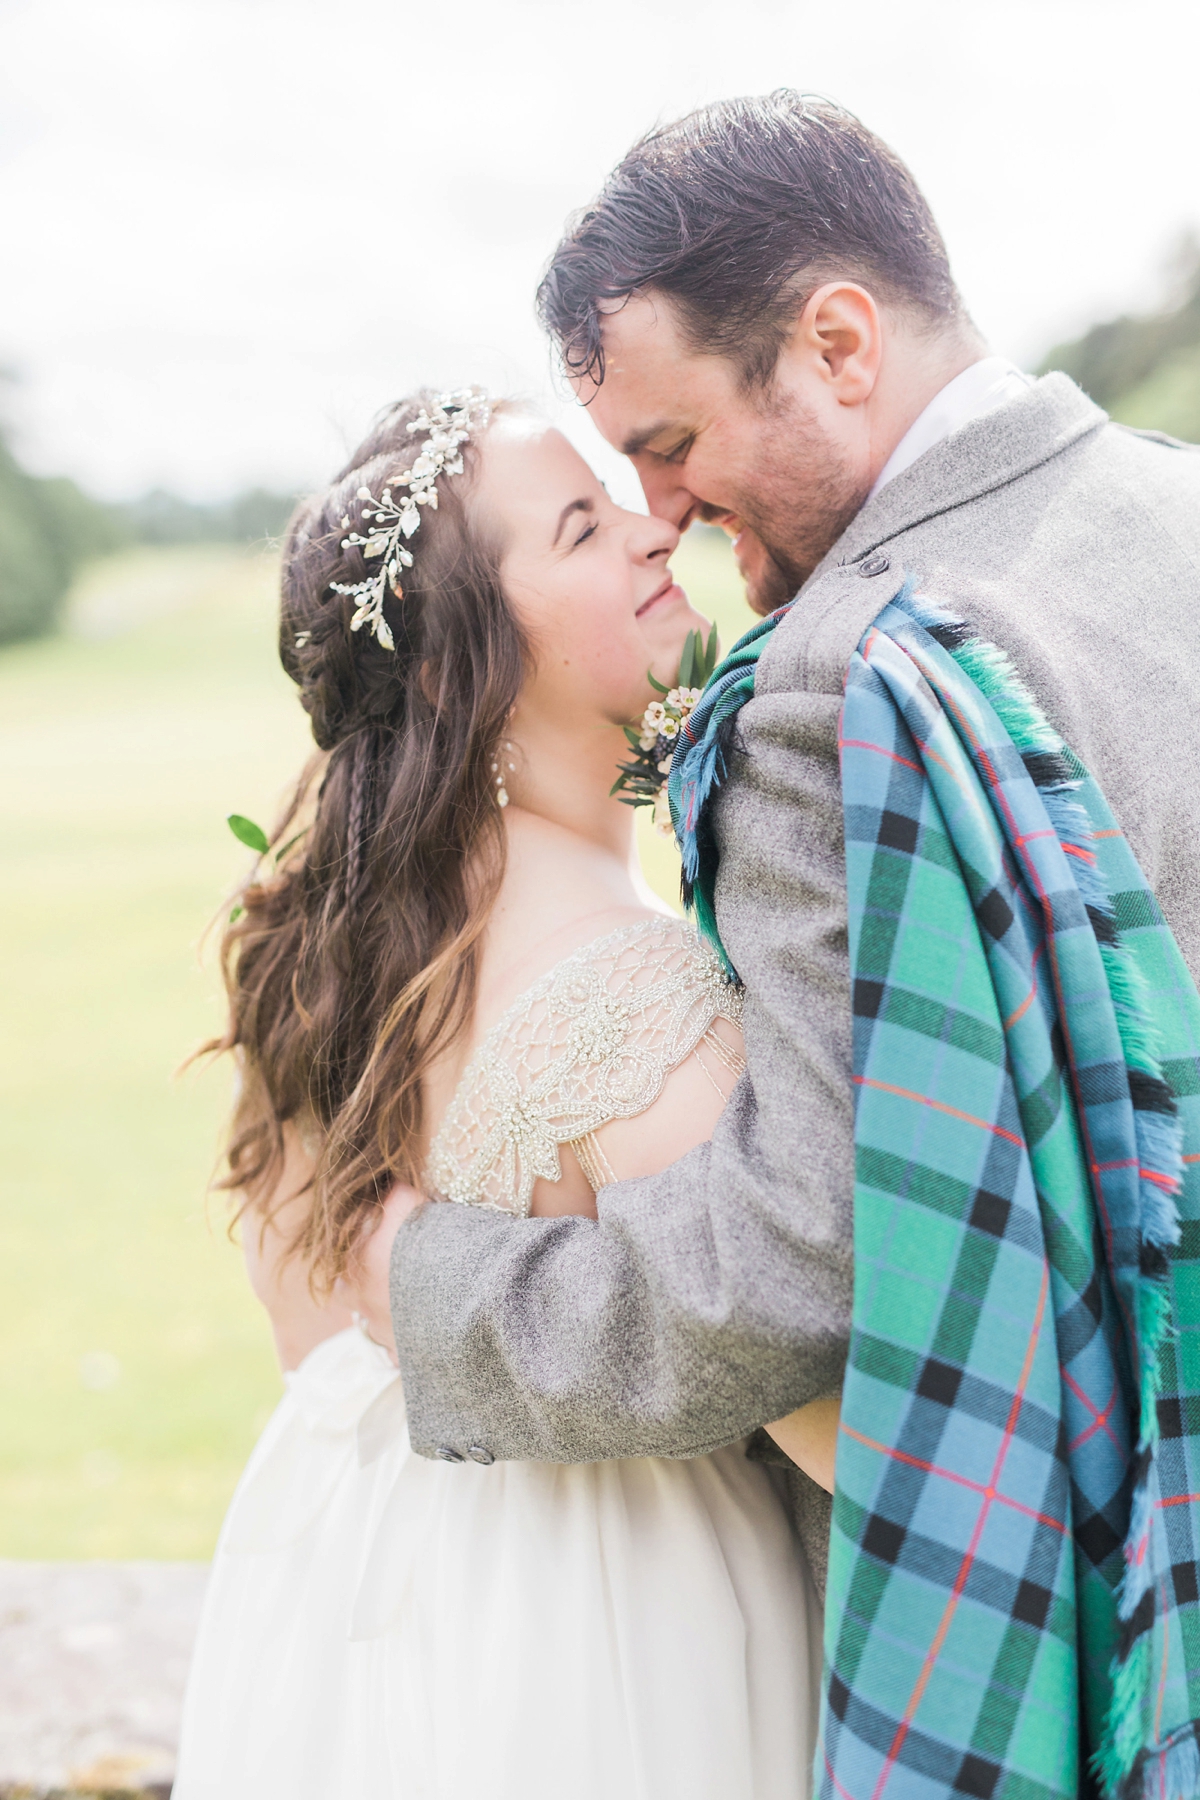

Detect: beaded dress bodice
425,916,744,1217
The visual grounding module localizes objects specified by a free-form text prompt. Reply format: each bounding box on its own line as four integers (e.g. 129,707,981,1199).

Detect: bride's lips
635,573,683,619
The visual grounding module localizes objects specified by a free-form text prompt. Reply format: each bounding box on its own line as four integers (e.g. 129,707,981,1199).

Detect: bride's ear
418,659,440,708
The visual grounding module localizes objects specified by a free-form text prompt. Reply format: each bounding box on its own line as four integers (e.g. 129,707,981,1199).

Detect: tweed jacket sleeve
389,646,866,1469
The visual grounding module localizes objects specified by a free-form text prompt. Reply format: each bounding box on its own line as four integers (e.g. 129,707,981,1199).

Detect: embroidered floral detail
425,917,741,1216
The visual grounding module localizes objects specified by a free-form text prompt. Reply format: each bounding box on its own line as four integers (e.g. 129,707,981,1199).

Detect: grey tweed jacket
390,375,1200,1598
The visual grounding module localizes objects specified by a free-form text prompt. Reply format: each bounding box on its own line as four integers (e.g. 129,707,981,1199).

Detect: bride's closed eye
572,520,599,548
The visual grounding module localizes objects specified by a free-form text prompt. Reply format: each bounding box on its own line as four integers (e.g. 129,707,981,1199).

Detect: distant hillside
0,443,298,647
112,486,298,549
0,437,129,644
1039,244,1200,442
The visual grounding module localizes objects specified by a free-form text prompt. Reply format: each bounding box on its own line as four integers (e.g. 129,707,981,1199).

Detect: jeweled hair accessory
328,387,492,651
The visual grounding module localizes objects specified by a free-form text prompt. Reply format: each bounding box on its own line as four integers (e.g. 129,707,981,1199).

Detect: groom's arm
390,686,856,1463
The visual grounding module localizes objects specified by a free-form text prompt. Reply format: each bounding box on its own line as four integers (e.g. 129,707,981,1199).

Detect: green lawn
0,528,754,1557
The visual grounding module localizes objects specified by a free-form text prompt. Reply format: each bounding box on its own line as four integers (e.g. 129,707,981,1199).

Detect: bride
173,390,825,1798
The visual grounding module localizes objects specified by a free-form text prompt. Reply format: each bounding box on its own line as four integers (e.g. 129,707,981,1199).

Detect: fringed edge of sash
900,589,1185,1800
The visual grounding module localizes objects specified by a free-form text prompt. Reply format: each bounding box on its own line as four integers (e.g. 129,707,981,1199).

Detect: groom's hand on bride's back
339,1182,427,1362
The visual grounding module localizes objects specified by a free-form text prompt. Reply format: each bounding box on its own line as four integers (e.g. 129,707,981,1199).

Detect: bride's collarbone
478,827,658,1029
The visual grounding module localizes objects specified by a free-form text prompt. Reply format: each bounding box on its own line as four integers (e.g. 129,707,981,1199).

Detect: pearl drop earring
491,740,516,808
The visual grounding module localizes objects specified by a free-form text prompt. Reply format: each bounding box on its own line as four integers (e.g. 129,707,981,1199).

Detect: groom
377,90,1200,1640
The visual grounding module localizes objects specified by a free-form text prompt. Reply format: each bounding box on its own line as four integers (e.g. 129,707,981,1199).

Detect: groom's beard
723,390,871,616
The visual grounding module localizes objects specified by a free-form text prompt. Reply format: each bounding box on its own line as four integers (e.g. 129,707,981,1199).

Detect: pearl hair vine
326,387,492,651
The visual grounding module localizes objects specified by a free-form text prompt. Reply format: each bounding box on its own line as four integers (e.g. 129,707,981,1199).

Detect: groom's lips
636,574,682,618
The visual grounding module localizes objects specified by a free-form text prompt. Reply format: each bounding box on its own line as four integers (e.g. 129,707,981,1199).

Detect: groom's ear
781,282,883,408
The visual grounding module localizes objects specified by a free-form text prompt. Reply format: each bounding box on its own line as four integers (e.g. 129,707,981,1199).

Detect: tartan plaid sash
675,582,1200,1799
669,604,784,971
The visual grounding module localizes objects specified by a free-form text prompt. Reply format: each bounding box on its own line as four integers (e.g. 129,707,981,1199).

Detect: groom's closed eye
660,435,695,465
620,425,695,464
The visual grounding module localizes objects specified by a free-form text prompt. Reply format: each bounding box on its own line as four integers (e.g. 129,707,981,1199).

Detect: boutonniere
611,624,719,834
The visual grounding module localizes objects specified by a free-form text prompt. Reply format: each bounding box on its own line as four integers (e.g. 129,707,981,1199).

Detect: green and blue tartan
671,583,1200,1800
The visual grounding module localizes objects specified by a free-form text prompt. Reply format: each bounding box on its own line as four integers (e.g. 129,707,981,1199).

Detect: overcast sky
2,0,1198,501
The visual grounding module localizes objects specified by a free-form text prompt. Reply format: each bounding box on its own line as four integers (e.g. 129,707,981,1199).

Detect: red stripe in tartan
852,1076,1025,1147
1091,1158,1181,1192
823,1746,860,1800
870,1263,1052,1800
839,1421,1068,1534
839,737,923,774
1062,1370,1122,1456
857,640,968,793
1003,943,1045,1033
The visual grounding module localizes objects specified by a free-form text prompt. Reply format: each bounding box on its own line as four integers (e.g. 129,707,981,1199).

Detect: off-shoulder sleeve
425,917,742,1218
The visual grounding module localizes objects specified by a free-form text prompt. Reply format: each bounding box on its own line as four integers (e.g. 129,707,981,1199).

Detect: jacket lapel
812,371,1107,580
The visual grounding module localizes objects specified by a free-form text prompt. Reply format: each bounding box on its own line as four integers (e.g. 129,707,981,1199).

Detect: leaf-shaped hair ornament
328,387,492,651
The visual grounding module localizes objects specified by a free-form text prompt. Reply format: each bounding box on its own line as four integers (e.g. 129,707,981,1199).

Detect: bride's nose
630,511,680,563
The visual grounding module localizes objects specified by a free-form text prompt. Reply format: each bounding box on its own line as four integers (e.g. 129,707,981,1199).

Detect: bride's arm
762,1397,840,1493
240,1124,355,1373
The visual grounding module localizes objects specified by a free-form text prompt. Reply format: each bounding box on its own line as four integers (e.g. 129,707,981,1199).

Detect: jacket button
435,1446,465,1463
467,1445,495,1465
858,554,891,578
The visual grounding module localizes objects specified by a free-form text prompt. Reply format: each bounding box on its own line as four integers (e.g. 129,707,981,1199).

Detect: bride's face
475,415,710,733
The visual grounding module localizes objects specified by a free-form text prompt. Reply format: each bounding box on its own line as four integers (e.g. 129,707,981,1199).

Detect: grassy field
0,528,755,1558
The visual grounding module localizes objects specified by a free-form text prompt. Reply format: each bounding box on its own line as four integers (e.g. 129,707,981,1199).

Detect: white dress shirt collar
867,355,1034,502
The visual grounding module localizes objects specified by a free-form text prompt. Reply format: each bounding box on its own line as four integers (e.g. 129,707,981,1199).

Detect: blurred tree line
0,440,296,646
1039,237,1200,443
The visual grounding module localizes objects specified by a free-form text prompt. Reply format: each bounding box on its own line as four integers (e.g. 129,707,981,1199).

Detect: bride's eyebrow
553,497,595,546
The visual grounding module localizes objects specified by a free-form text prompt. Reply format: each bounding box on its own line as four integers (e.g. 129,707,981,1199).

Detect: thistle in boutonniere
611,624,719,835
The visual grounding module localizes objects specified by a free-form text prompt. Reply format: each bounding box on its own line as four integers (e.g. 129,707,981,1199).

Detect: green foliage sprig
611,624,719,833
225,814,307,919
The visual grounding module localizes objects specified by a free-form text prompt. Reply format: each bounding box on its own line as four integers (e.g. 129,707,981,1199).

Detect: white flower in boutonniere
611,625,719,835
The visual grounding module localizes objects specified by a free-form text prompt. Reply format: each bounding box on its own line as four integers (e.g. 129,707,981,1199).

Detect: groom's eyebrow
553,497,594,546
620,421,675,456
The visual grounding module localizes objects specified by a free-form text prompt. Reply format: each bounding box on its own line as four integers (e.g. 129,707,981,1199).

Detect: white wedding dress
174,918,822,1799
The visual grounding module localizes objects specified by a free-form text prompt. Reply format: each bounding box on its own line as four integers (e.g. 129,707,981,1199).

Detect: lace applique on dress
425,916,743,1217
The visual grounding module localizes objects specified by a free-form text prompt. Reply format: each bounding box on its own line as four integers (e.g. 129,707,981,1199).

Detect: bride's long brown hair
205,394,526,1285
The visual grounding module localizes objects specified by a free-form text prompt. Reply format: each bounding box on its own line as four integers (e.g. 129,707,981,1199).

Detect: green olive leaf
700,622,719,683
227,814,270,855
274,829,308,864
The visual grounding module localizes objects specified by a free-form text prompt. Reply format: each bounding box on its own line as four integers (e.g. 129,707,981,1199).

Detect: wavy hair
203,394,525,1285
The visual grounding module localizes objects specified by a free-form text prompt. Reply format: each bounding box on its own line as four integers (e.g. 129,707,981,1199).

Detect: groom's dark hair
538,91,966,390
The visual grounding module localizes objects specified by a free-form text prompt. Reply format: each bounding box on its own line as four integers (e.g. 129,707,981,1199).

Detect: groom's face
580,291,870,614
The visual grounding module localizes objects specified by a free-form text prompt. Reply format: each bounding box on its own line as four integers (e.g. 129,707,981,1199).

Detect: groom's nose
632,456,699,532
